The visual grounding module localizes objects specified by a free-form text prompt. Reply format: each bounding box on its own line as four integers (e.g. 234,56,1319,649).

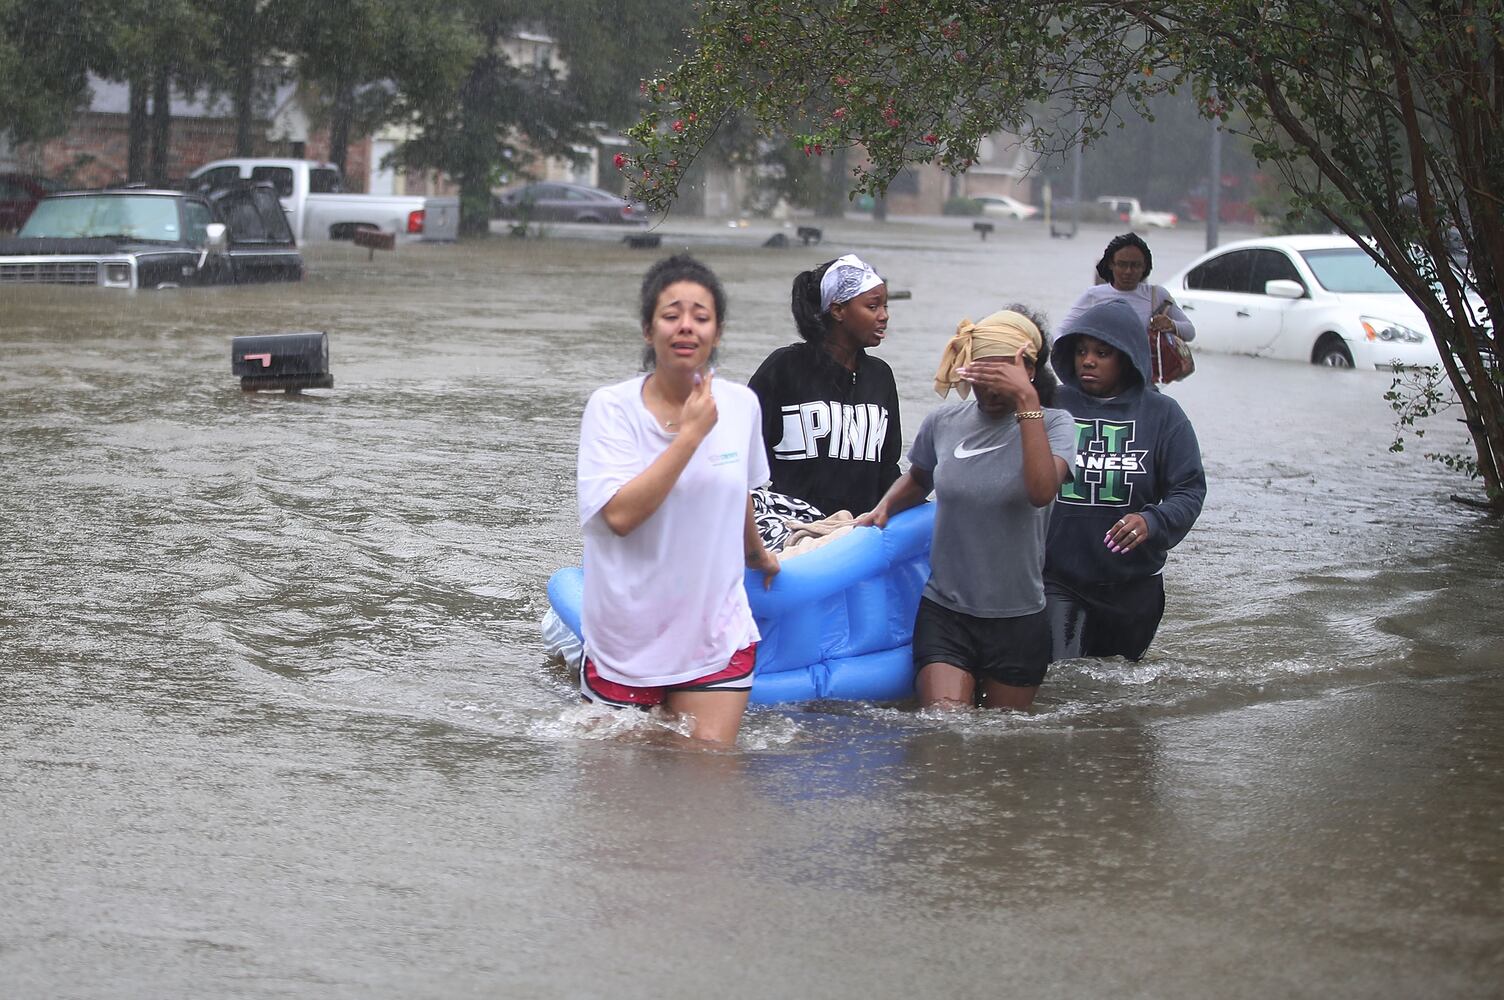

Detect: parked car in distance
1166,234,1444,370
0,173,59,231
492,182,648,224
1097,196,1178,229
189,158,459,243
0,183,302,289
972,194,1039,220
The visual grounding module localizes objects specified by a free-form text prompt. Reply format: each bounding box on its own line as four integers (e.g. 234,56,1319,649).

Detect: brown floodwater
2,217,1501,999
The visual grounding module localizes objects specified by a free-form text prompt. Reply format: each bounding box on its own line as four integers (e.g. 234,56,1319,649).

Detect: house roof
86,74,299,122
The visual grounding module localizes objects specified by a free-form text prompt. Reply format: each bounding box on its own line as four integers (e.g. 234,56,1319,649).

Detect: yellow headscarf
932,309,1043,398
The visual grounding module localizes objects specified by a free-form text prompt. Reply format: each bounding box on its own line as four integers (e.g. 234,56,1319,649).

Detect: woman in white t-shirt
575,255,780,744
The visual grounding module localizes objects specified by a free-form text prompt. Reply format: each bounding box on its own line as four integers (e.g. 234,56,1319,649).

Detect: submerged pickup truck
188,158,459,243
0,183,302,289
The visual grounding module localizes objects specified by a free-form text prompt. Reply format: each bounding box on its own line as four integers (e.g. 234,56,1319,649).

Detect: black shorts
911,597,1051,688
1045,574,1166,661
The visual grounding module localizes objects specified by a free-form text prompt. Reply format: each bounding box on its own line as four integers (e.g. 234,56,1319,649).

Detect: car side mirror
1264,279,1305,299
205,222,228,253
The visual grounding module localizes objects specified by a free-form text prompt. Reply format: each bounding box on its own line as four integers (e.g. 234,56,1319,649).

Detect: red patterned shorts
580,643,758,708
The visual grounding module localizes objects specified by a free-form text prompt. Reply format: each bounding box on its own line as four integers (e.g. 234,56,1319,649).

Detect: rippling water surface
3,218,1501,999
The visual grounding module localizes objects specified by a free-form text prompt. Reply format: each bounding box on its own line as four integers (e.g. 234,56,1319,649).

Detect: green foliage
626,0,1504,513
545,0,697,127
744,131,848,216
1385,363,1486,486
387,2,592,236
942,196,981,217
0,1,112,144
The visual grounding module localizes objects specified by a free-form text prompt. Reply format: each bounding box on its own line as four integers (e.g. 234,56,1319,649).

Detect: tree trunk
456,35,503,238
149,68,171,187
233,55,256,156
127,79,148,183
329,78,353,178
816,146,849,218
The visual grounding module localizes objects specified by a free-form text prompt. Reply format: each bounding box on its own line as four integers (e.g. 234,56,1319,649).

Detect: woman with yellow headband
858,306,1076,710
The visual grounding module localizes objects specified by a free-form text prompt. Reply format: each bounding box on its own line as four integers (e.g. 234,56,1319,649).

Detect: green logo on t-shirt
1058,419,1146,506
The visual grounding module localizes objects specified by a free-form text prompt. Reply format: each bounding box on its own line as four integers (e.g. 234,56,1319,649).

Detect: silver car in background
492,182,649,224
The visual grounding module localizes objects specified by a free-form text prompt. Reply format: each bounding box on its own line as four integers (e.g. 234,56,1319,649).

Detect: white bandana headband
819,254,884,314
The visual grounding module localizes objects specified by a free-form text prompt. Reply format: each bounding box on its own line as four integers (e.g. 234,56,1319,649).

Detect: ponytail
790,260,837,346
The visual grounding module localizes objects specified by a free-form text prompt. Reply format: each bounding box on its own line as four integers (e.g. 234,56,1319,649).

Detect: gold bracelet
1016,409,1044,421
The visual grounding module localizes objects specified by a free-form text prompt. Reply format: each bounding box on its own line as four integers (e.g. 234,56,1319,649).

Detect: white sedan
972,194,1039,220
1166,234,1441,370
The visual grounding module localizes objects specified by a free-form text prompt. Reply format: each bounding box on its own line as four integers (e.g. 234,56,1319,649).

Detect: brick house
20,75,371,190
859,131,1039,216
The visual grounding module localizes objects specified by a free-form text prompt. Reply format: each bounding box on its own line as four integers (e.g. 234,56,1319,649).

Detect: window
249,166,295,198
196,166,243,191
215,187,294,243
1300,248,1405,294
182,200,214,245
217,191,269,241
1249,249,1304,294
1185,249,1255,292
19,194,181,240
309,168,344,194
252,188,294,242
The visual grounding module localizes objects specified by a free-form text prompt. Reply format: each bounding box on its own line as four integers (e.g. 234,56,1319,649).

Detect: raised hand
958,347,1040,409
677,367,719,439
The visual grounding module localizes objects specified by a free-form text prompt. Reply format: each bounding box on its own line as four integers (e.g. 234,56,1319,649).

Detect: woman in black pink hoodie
1045,298,1207,661
748,254,902,517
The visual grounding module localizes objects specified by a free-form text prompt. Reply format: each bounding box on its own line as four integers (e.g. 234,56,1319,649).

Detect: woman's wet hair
1094,232,1154,283
638,253,726,370
790,259,838,345
1005,302,1057,406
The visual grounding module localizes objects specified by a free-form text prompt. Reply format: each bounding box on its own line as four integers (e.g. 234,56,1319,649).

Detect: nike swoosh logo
954,439,1006,459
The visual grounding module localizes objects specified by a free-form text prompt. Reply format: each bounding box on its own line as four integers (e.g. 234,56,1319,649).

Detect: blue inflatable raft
545,504,934,705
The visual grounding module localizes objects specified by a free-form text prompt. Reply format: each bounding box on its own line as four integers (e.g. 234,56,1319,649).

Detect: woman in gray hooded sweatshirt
1045,298,1206,661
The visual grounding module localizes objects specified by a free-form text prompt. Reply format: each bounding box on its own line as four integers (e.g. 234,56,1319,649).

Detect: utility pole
1071,136,1083,237
1206,104,1222,251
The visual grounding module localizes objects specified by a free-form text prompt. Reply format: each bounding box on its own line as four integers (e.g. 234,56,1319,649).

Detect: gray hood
1050,297,1150,394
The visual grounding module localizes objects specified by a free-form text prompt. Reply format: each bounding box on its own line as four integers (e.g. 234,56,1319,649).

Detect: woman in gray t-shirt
858,306,1075,710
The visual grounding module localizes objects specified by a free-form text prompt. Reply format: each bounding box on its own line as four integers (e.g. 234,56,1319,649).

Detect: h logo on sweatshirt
1059,418,1147,506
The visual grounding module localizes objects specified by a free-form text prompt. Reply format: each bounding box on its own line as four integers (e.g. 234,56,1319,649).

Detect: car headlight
101,262,132,286
1361,316,1427,344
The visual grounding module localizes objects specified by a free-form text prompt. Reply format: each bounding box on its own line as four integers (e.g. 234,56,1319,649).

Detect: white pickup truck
1097,196,1178,229
188,158,459,243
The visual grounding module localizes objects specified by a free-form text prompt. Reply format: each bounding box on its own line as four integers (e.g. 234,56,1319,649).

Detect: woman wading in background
1057,232,1196,353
